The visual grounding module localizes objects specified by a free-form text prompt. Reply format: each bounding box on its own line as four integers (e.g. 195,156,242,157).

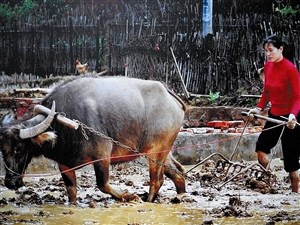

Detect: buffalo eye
14,143,22,152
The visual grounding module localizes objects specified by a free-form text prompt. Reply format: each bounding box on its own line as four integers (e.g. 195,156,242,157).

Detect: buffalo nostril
17,179,25,188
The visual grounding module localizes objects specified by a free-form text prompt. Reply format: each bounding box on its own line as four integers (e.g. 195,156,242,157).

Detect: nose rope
21,150,29,177
3,150,29,178
4,161,21,176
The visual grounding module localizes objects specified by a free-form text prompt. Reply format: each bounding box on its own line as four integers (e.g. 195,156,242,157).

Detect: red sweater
257,58,300,116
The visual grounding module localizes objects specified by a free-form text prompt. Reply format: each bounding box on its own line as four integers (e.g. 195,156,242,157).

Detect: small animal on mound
75,59,89,74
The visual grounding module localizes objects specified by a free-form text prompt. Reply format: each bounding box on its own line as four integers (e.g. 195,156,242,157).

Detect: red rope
19,123,284,178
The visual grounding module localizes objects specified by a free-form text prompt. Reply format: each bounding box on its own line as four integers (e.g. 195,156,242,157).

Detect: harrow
186,112,287,190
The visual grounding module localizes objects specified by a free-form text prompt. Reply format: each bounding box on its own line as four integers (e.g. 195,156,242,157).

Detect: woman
249,34,300,192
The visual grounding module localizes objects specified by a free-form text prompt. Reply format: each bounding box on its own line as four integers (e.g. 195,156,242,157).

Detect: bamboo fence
0,0,299,95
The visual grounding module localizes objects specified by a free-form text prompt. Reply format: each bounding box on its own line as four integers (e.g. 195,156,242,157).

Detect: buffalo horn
19,101,56,139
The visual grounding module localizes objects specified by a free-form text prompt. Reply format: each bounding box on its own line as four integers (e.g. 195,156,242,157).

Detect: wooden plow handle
241,111,286,124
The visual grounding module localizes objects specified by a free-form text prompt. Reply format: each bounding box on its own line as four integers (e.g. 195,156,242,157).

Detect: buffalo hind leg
93,161,140,202
164,154,186,194
147,150,186,202
58,164,77,204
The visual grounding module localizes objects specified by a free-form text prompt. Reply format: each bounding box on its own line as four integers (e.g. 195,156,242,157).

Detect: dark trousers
256,110,300,172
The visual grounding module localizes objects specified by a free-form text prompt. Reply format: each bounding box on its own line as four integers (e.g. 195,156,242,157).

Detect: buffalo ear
0,110,16,126
31,131,57,147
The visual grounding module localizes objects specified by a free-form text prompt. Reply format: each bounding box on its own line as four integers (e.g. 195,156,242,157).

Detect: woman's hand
247,107,263,116
287,114,297,129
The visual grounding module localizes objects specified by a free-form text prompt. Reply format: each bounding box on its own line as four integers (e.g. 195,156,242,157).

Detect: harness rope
3,149,29,177
2,117,288,179
266,125,285,171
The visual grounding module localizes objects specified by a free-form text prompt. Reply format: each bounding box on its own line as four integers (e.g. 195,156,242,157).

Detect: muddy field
0,158,300,225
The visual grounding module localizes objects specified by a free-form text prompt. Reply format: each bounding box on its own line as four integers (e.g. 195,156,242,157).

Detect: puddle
1,159,300,224
1,202,300,225
1,203,202,225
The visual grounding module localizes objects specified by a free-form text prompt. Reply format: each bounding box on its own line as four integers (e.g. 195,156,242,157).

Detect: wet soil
0,159,300,225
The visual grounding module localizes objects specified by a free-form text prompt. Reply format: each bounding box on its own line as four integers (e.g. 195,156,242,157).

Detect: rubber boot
289,171,299,193
256,151,269,169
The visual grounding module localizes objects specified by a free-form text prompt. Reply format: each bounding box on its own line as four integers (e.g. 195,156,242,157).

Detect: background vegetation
0,0,299,97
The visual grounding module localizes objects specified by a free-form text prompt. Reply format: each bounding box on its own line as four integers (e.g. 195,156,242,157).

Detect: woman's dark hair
263,35,284,49
263,34,294,62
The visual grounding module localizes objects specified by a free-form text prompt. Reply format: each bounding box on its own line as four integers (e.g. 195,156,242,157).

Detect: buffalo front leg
58,164,77,204
93,161,140,202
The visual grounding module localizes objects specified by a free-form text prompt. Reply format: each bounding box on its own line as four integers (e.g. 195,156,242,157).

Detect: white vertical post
125,19,129,77
203,0,213,36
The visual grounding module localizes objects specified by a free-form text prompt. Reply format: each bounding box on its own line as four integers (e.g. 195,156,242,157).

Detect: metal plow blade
186,153,277,191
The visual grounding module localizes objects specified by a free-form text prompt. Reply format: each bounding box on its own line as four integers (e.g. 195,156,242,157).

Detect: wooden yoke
34,104,79,130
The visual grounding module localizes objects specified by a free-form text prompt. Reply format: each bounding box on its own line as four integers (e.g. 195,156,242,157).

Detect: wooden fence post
170,47,190,99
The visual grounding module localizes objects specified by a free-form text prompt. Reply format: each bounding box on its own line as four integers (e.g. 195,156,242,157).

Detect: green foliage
277,6,298,17
0,0,69,24
209,90,220,103
0,3,14,21
16,0,38,17
0,0,38,22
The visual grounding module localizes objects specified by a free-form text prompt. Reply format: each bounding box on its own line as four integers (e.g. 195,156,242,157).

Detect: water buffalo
0,76,186,203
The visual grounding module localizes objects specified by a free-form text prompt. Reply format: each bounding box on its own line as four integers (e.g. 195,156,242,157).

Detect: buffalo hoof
69,201,78,206
120,192,142,203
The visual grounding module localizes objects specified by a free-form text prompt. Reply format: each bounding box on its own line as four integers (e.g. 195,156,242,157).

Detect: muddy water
1,202,299,225
0,201,282,225
0,203,199,225
1,159,300,224
1,189,300,225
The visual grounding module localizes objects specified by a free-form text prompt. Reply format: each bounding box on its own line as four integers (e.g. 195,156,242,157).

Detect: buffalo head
0,101,56,189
